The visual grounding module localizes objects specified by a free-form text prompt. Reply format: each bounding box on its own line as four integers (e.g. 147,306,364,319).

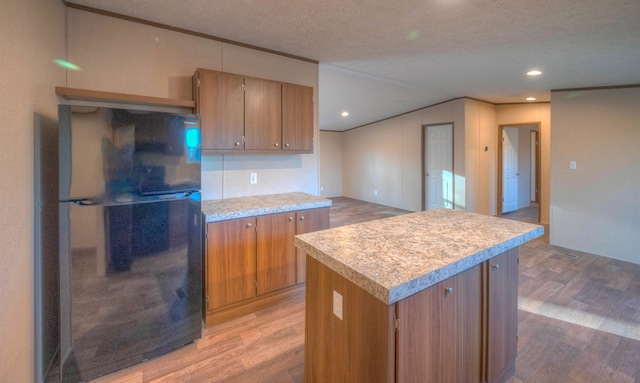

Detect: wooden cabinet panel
486,248,519,383
397,264,482,383
206,218,256,310
256,212,296,295
195,70,244,150
305,257,396,383
244,77,282,151
282,83,313,151
295,207,330,284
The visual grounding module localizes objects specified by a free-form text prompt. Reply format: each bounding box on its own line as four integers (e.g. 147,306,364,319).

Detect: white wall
319,131,343,197
550,87,640,265
66,8,320,201
497,103,551,224
0,0,66,380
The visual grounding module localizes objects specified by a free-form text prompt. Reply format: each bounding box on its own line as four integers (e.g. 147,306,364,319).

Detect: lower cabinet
295,208,330,284
205,207,329,326
256,212,296,295
396,264,482,383
485,248,519,383
305,248,519,383
205,217,256,311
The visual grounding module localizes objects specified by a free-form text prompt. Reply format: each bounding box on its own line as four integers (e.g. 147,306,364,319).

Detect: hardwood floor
87,198,640,383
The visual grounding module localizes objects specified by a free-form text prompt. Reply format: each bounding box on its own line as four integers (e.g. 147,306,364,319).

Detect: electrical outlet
569,161,577,170
250,173,257,184
333,290,343,320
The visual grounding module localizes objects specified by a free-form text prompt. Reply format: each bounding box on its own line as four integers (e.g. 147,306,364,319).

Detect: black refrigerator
58,105,202,382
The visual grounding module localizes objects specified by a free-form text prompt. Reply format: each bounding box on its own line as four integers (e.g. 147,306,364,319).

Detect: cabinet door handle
235,142,241,146
492,263,500,270
444,287,454,296
285,143,290,148
289,217,294,221
274,142,279,147
247,223,252,228
300,216,305,221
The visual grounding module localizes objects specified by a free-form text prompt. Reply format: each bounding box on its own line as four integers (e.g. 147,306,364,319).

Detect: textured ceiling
67,0,640,130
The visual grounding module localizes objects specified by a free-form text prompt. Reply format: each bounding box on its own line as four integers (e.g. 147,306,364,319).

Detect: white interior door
425,124,453,210
502,127,518,213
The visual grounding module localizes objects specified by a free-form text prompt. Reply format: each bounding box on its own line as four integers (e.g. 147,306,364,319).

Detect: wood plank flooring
87,198,639,383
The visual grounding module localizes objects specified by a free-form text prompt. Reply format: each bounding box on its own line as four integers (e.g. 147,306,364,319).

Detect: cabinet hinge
242,83,245,92
394,315,399,331
197,78,201,87
206,295,209,302
242,135,246,144
255,280,258,289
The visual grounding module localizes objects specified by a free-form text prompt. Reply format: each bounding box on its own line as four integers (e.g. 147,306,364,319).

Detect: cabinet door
397,265,482,383
244,77,282,151
206,218,256,310
295,207,330,284
196,70,244,150
486,248,518,383
282,83,313,152
256,212,296,295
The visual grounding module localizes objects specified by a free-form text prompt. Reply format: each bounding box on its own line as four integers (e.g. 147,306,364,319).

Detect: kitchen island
295,209,543,383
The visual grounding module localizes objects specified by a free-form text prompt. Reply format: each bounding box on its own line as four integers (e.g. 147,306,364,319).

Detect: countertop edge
295,225,544,305
203,193,332,223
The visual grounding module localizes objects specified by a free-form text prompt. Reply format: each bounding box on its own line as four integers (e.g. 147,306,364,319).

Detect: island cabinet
297,209,541,383
193,68,314,153
204,206,329,326
304,250,518,383
485,248,519,383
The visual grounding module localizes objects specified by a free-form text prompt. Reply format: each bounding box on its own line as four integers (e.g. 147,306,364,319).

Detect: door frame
497,122,541,221
530,130,540,203
421,122,455,211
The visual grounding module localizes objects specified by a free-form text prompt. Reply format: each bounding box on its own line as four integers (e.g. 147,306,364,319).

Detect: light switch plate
250,173,257,184
333,290,343,320
569,161,577,170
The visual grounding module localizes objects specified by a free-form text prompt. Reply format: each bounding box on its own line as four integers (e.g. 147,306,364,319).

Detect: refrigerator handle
60,198,98,206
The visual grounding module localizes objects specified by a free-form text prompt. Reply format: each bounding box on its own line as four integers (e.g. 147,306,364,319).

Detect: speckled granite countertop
202,192,331,223
295,209,543,305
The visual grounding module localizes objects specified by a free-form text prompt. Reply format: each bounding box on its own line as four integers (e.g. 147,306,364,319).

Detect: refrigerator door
60,194,202,382
58,105,201,205
58,105,202,381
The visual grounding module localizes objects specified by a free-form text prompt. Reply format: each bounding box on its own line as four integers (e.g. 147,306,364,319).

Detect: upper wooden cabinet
193,68,314,153
193,69,244,150
282,83,314,151
244,77,282,151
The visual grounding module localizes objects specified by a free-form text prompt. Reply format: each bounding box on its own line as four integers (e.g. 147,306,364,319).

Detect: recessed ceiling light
527,70,542,76
341,111,349,117
526,97,536,101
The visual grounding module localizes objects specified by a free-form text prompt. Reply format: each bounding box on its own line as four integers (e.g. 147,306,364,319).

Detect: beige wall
0,0,66,380
464,99,497,215
319,131,343,197
67,8,320,201
341,99,465,212
550,87,640,265
496,103,551,224
329,100,550,221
